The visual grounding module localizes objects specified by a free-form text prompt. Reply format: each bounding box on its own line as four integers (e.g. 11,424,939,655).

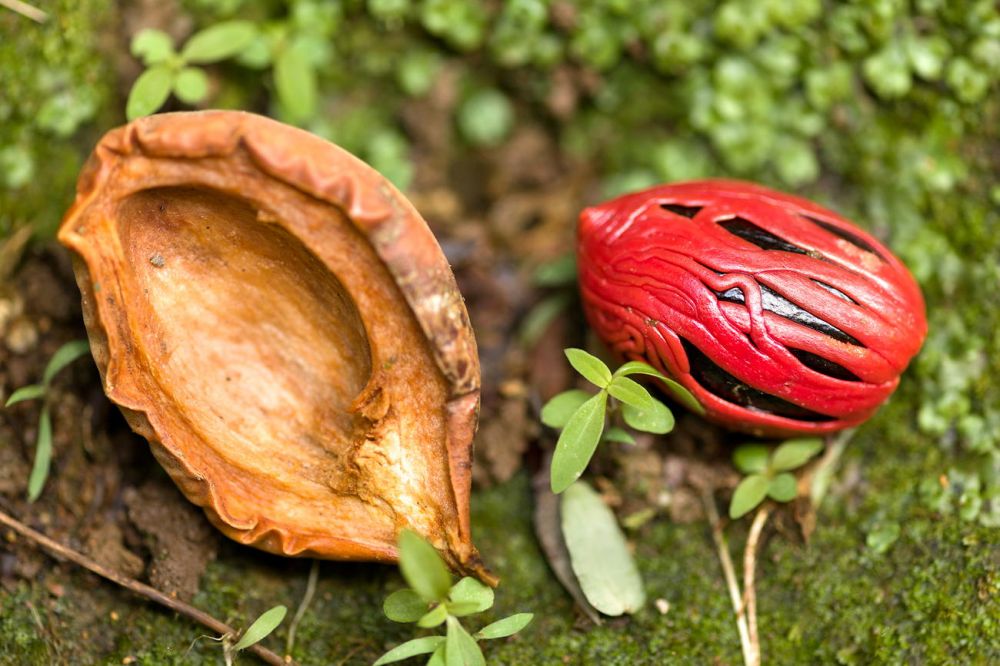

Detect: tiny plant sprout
542,349,695,494
4,340,90,502
229,605,287,657
729,438,825,519
376,529,532,665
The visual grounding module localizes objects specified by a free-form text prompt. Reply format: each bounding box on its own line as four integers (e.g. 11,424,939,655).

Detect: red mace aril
577,179,927,437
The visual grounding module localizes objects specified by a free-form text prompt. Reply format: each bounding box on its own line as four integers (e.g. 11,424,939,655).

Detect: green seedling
376,530,532,665
729,437,825,519
5,340,90,502
542,349,701,494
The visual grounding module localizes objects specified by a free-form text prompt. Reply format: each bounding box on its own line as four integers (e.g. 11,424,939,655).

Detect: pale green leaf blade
374,636,446,666
659,377,704,414
533,254,577,286
770,437,824,472
445,616,485,666
729,474,770,519
560,481,645,616
131,29,174,64
768,472,798,502
733,444,770,474
602,426,635,445
232,605,286,651
540,389,591,429
550,392,607,494
5,384,45,407
426,645,446,666
27,408,52,502
383,588,427,623
606,376,655,409
564,348,612,388
448,577,494,614
614,360,668,380
126,66,173,120
274,42,318,122
43,340,90,385
476,613,533,640
620,400,674,435
173,67,209,104
417,604,448,628
181,20,257,64
519,293,571,347
399,529,451,602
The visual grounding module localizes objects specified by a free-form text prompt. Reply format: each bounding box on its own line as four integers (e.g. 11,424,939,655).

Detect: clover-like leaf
446,616,485,666
476,613,534,640
620,400,674,435
417,603,449,628
564,348,612,388
374,636,446,666
733,444,770,474
173,67,209,104
729,473,770,519
384,588,427,623
399,529,451,603
232,605,287,652
448,577,494,614
770,437,824,472
181,20,257,64
767,472,798,502
550,391,608,494
126,65,173,120
5,384,45,407
606,376,655,410
131,29,175,65
541,389,592,429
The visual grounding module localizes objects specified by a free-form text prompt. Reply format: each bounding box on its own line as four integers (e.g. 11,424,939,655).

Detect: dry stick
742,505,772,666
0,508,293,666
286,558,320,656
701,488,754,666
0,0,48,22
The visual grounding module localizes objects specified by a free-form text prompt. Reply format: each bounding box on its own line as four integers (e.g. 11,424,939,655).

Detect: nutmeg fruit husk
58,111,494,583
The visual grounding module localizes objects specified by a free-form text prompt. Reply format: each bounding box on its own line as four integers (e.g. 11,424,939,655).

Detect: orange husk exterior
58,111,493,583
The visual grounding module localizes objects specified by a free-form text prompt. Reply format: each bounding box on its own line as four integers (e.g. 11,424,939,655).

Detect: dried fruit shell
58,111,492,582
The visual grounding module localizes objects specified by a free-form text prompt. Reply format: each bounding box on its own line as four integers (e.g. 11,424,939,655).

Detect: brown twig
742,505,771,666
0,507,293,666
700,488,754,666
0,0,48,22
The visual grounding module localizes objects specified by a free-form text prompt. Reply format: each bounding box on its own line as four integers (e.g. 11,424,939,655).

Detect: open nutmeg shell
58,111,493,583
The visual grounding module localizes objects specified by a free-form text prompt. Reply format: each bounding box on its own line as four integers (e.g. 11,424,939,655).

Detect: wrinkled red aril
577,180,927,437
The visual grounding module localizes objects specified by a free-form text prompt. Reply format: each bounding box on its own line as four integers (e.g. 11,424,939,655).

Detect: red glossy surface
577,179,927,437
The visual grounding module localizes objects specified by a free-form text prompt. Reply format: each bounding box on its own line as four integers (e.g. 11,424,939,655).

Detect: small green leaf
616,362,704,414
564,348,612,388
561,481,645,615
550,391,608,494
181,20,257,64
398,529,451,603
607,376,655,409
383,589,427,623
417,603,449,628
768,472,798,502
5,384,45,407
519,293,572,347
620,400,674,435
232,605,287,652
476,613,533,640
457,89,513,148
173,67,209,104
540,389,592,429
445,616,485,666
602,427,635,445
275,42,318,123
733,444,770,474
613,360,668,379
533,254,577,287
27,408,52,502
131,29,175,65
866,522,901,555
43,340,90,385
426,645,446,666
126,66,173,120
374,636,446,665
729,473,770,519
448,577,494,614
770,437,824,472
